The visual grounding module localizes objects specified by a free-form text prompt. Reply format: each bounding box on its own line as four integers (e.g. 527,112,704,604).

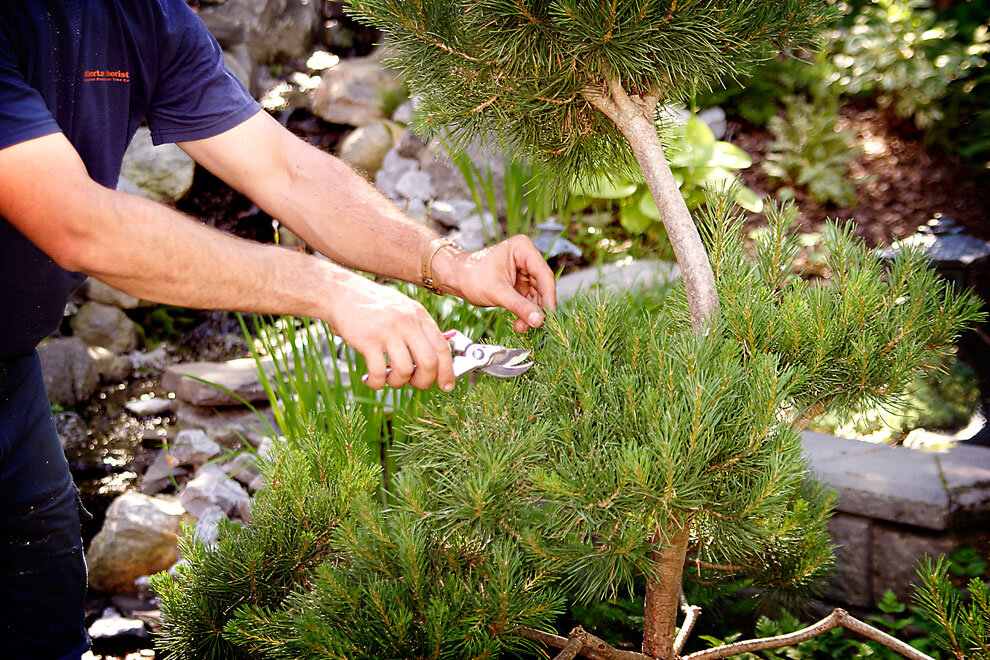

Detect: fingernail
442,382,454,392
528,312,542,326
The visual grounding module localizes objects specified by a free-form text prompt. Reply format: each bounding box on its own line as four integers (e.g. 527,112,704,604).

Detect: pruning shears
361,329,534,385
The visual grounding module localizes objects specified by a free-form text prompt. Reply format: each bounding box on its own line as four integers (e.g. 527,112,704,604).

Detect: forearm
60,184,352,320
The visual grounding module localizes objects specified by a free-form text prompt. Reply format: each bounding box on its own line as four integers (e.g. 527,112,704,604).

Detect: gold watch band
421,237,455,295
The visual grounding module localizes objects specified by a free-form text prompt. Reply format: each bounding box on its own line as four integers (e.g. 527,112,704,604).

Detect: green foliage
830,0,988,130
812,354,981,442
152,412,380,659
347,0,838,189
762,95,862,207
914,554,990,660
704,196,984,415
571,114,762,235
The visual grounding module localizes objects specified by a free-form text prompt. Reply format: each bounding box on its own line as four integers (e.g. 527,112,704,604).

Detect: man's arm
177,111,556,332
0,131,456,390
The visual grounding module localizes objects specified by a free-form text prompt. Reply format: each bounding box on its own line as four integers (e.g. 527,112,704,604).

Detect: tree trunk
584,78,720,660
642,524,691,659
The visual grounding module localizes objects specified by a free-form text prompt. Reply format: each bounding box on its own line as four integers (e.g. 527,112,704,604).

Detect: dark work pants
0,352,89,660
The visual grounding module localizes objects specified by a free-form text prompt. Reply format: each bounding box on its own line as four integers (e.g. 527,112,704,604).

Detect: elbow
42,184,112,273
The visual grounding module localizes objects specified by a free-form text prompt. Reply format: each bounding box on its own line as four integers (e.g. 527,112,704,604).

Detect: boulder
310,56,405,127
124,395,175,417
140,450,187,496
196,0,319,63
117,127,195,203
87,607,149,648
174,401,275,448
70,301,139,354
55,411,90,452
167,429,222,467
83,277,140,309
428,199,478,229
338,120,400,177
395,169,435,203
88,346,132,383
193,504,227,547
222,44,254,92
375,147,421,200
163,357,272,406
179,463,251,520
86,492,187,594
418,135,505,210
37,337,99,407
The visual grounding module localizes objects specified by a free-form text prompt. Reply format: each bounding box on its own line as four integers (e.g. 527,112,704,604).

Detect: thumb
499,286,544,329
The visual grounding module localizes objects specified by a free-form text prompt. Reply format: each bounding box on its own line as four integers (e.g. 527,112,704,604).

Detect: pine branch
517,626,650,660
682,608,937,660
673,590,702,656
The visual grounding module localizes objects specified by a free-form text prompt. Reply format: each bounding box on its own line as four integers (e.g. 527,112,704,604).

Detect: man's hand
433,234,557,334
326,271,455,391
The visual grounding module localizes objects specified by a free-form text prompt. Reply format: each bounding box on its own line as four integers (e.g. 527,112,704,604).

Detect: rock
197,0,319,63
117,127,195,203
162,357,271,406
55,411,90,451
140,450,187,496
223,453,261,487
84,278,141,309
125,395,175,418
395,169,435,202
824,514,874,608
88,346,132,383
129,343,171,375
418,135,505,210
174,402,275,448
248,473,267,492
86,492,187,594
396,129,427,159
133,575,154,601
697,106,727,140
555,259,681,303
193,505,227,547
37,337,99,407
338,120,400,176
70,301,139,354
532,220,582,259
391,96,418,124
871,524,954,602
428,199,477,229
110,594,157,619
167,429,222,467
374,146,420,196
87,607,148,645
310,56,405,127
404,198,429,222
179,463,251,520
222,44,254,92
447,211,497,252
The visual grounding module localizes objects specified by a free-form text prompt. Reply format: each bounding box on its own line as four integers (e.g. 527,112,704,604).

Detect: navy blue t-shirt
0,0,260,360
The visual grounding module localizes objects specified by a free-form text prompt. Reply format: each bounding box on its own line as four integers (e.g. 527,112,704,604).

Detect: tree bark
641,524,692,659
583,78,719,330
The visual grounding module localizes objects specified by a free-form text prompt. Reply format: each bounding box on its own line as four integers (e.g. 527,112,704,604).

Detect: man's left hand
433,234,557,333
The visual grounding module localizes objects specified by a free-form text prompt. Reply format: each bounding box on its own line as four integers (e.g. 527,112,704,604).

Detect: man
0,1,556,658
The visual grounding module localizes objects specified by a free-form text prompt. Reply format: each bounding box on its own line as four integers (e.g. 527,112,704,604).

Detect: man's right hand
325,271,455,392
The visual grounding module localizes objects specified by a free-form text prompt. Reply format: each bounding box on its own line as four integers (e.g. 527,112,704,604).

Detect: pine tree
154,1,986,658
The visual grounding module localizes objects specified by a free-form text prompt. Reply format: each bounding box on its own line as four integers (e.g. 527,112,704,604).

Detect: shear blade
480,361,534,378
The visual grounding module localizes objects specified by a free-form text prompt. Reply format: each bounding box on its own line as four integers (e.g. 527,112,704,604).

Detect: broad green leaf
636,190,661,220
733,185,764,213
695,166,736,188
711,142,753,169
566,195,592,213
571,174,639,199
669,115,715,168
619,201,655,234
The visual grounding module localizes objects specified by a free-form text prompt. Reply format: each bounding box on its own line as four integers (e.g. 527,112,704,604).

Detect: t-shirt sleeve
146,0,260,145
0,27,61,151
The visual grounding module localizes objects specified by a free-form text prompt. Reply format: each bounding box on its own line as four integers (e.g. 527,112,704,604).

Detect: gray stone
428,199,478,228
56,411,90,452
223,453,262,487
174,402,275,448
129,343,172,375
375,154,418,200
395,169,435,202
555,260,681,303
179,463,251,520
140,450,186,496
86,492,187,594
168,429,222,467
938,444,990,527
248,473,267,492
125,396,175,418
195,0,264,46
391,96,417,124
133,575,154,601
310,56,404,127
70,301,139,354
193,505,227,547
84,277,141,309
697,106,727,140
222,44,254,92
88,346,132,383
110,594,156,619
88,608,148,642
404,198,429,221
396,129,427,159
871,523,954,602
338,120,399,176
802,432,950,530
197,0,319,63
418,135,505,210
824,514,874,608
118,127,195,203
162,357,271,406
533,220,582,259
37,337,99,407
